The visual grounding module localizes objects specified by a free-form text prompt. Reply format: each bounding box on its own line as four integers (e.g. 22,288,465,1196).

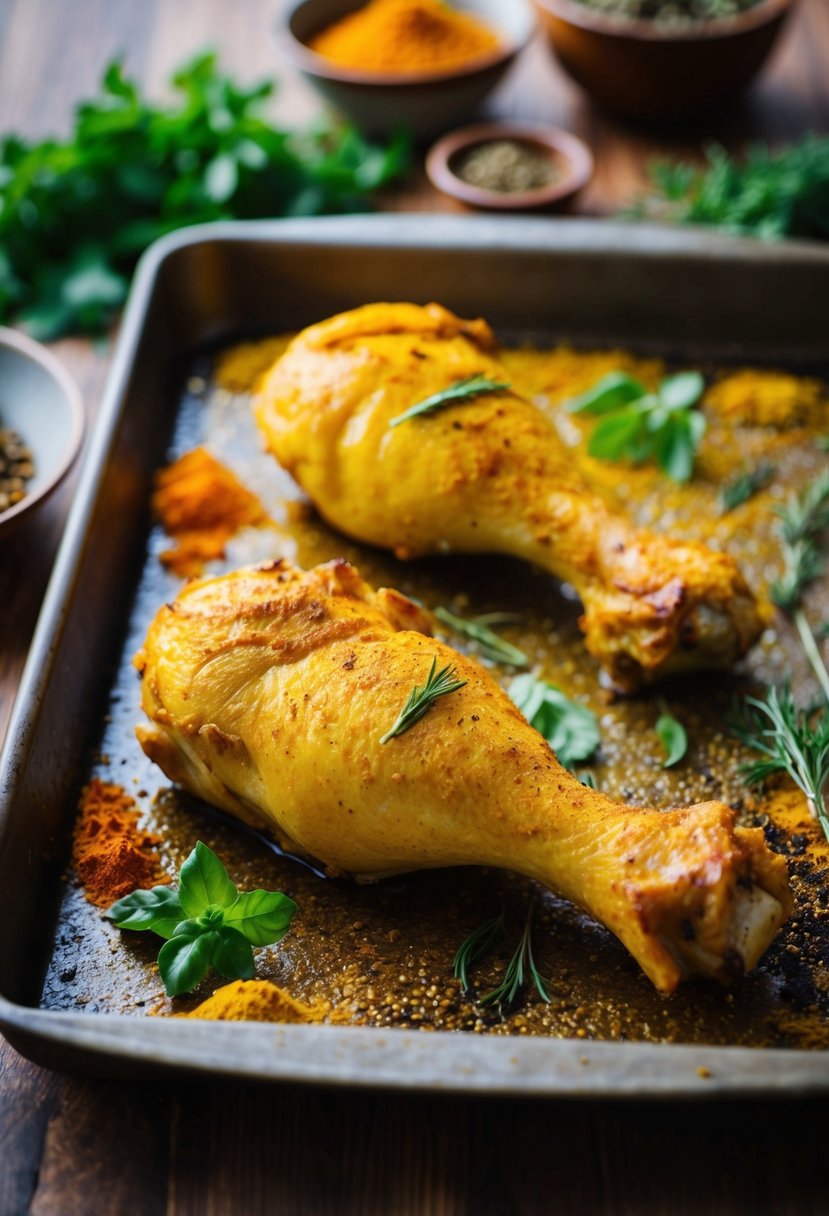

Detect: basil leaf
211,926,256,980
658,371,704,412
568,372,646,416
107,886,184,939
509,675,600,770
178,841,238,918
656,711,688,768
158,929,217,997
224,889,298,946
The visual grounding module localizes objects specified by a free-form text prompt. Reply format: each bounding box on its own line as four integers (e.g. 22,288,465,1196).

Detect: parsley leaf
107,841,297,997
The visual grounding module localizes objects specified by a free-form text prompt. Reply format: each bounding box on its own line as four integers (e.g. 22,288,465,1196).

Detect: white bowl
0,328,85,536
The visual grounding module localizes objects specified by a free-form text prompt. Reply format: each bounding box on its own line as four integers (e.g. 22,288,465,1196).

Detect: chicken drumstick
135,559,789,993
255,303,763,692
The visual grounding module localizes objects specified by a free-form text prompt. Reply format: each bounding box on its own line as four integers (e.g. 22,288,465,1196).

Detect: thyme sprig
453,901,551,1014
730,687,829,841
388,375,510,428
434,606,528,668
379,657,467,744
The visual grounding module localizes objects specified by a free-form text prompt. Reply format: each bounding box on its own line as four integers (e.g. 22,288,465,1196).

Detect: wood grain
1,0,828,1211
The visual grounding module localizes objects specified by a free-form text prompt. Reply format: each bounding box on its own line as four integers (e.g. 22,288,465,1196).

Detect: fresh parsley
0,52,408,339
434,606,528,668
388,375,510,428
107,842,296,997
453,901,551,1014
720,462,775,512
379,658,467,744
567,370,706,482
630,139,829,242
655,704,688,767
508,673,599,770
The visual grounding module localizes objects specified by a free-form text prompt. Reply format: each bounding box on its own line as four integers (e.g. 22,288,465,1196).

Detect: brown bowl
277,0,536,141
426,122,594,211
534,0,795,121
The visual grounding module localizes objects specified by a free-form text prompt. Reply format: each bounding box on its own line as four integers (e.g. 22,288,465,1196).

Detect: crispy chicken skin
254,302,763,693
135,559,790,993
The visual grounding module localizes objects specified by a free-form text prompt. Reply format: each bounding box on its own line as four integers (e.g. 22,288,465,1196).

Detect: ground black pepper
453,140,559,195
572,0,763,23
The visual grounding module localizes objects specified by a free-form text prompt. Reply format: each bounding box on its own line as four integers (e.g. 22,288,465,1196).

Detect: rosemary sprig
388,375,510,428
480,902,551,1012
730,686,829,841
379,657,467,744
452,910,505,992
453,901,551,1014
720,461,775,512
434,606,528,668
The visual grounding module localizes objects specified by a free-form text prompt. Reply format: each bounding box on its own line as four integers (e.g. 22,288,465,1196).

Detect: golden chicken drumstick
256,303,763,692
135,559,790,994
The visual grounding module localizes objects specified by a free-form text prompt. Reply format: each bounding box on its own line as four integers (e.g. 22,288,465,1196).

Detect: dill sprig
434,606,528,668
720,462,775,513
454,902,551,1014
388,375,510,428
379,658,467,744
730,686,829,842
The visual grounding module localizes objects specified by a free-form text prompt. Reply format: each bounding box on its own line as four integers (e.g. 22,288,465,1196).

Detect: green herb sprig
770,469,829,703
720,462,775,512
453,902,551,1014
730,687,829,841
434,606,528,668
107,842,296,997
567,370,706,482
380,658,467,744
0,53,408,339
508,673,599,770
388,375,510,428
630,139,829,242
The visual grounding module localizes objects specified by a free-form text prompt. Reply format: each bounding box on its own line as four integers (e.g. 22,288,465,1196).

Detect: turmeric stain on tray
153,446,269,578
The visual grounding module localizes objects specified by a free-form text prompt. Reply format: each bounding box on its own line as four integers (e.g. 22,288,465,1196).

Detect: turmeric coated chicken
135,558,790,993
255,303,763,692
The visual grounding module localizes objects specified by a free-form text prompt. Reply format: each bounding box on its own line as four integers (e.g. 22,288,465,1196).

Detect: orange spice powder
153,446,267,578
180,979,335,1024
309,0,500,75
73,778,169,907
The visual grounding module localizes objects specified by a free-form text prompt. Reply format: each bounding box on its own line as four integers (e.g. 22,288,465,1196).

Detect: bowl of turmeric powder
278,0,537,140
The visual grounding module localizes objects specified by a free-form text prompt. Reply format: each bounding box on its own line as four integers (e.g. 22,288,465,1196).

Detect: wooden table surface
2,1,828,1212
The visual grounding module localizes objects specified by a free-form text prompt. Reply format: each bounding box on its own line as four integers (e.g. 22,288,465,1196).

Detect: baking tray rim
3,213,829,1096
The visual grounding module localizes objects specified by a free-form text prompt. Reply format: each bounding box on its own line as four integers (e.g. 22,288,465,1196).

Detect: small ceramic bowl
277,0,537,141
534,0,795,121
0,328,84,537
426,121,594,211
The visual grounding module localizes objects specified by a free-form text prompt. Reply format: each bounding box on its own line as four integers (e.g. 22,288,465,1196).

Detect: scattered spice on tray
179,979,334,1024
309,0,500,75
572,0,763,24
73,779,168,907
705,370,827,430
153,447,268,578
0,427,35,514
453,140,559,195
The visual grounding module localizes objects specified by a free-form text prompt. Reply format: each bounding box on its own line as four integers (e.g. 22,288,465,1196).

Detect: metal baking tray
3,214,829,1097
